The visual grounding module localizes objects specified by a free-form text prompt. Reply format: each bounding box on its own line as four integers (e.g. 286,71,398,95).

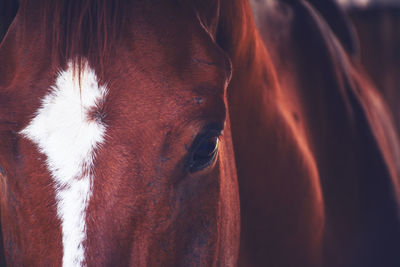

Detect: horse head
0,0,240,265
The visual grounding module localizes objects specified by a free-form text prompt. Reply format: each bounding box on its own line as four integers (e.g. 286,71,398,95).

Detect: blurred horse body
247,0,400,266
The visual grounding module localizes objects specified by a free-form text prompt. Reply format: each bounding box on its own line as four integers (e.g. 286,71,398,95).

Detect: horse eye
187,134,220,173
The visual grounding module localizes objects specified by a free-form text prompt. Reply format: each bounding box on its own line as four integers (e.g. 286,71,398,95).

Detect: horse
0,0,240,265
1,0,400,266
246,0,400,266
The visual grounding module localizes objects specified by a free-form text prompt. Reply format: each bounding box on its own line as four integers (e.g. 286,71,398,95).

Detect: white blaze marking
21,61,107,267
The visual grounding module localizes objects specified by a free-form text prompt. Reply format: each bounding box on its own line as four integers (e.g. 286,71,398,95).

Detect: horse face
0,1,239,266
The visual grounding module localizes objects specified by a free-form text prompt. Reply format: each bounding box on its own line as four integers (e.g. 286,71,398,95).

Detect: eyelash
186,127,222,173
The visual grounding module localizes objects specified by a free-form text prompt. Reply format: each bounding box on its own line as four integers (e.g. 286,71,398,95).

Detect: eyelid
186,139,219,173
185,123,223,173
189,124,223,153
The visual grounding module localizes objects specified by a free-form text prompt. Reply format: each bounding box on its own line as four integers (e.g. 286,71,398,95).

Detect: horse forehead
120,3,231,82
21,61,107,157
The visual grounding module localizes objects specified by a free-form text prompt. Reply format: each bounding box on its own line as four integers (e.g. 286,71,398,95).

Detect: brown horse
1,0,400,266
0,0,240,265
246,0,400,266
